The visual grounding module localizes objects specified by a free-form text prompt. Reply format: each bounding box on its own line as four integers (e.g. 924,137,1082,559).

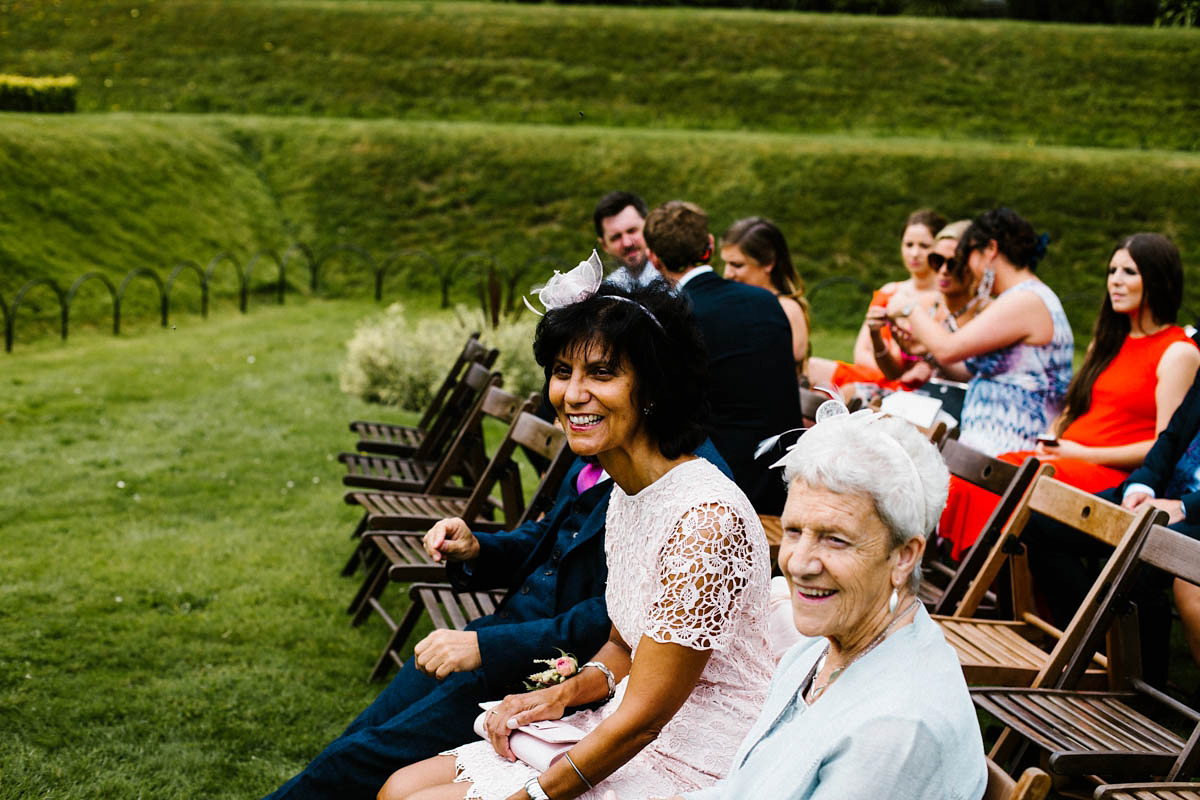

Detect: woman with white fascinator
379,253,773,800
609,408,987,800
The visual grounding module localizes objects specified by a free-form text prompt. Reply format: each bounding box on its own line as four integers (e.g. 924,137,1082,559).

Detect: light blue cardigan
685,604,987,800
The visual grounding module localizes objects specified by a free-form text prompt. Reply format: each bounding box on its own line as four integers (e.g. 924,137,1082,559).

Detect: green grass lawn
0,299,854,798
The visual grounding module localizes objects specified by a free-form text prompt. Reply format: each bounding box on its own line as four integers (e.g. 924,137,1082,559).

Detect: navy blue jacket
449,457,612,694
682,270,801,515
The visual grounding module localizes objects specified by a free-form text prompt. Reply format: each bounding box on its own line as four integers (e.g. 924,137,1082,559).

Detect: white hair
775,410,950,592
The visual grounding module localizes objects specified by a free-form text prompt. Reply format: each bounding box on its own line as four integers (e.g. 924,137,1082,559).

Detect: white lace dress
446,457,773,799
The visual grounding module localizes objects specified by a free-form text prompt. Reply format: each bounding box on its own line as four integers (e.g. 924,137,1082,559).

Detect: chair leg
369,594,428,683
348,557,389,624
340,512,371,576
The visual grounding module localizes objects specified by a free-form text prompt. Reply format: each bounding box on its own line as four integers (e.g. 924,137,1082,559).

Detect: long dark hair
956,207,1046,271
532,282,709,459
1056,233,1183,435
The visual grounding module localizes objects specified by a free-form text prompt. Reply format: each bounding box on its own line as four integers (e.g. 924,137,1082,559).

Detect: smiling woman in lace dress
378,272,772,800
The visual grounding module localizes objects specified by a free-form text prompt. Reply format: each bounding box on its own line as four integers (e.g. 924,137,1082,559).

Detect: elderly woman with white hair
608,410,987,800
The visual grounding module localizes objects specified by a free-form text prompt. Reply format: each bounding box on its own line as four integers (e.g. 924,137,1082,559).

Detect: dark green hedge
0,75,77,113
510,0,1163,24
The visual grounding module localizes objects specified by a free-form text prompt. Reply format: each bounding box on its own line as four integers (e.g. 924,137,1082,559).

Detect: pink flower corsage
523,649,579,691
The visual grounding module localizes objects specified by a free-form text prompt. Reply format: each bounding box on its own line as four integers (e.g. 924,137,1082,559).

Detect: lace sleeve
645,500,758,651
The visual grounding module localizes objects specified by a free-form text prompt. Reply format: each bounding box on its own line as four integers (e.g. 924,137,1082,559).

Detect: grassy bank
1,1,1198,151
0,297,855,798
4,114,1200,339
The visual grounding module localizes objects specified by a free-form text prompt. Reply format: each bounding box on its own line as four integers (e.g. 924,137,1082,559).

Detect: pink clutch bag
472,703,585,772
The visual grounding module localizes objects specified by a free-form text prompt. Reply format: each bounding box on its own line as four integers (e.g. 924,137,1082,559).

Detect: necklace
804,599,919,703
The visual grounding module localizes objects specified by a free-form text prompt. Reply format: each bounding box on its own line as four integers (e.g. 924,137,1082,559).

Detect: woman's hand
866,305,889,333
423,518,481,563
1033,438,1092,460
484,686,569,761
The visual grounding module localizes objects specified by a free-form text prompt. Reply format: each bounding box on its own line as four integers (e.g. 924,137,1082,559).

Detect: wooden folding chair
920,441,1050,614
366,583,506,682
339,363,498,494
1093,783,1200,799
975,519,1200,787
349,409,573,627
984,758,1052,800
348,333,498,458
341,385,532,578
933,474,1160,687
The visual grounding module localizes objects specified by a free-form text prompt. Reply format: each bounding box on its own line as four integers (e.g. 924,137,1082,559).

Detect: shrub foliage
340,304,543,409
0,74,77,112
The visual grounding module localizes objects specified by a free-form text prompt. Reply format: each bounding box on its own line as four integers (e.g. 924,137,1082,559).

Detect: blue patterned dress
959,280,1074,456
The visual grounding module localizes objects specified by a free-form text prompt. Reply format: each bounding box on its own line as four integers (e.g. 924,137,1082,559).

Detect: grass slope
4,114,1200,340
0,297,855,798
1,1,1198,150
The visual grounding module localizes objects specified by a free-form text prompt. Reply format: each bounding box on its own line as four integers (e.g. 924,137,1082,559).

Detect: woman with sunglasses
889,207,1073,457
865,220,981,386
938,232,1200,559
806,209,945,393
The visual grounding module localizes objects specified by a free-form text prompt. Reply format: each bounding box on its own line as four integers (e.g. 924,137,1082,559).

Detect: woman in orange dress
806,209,945,392
938,233,1200,558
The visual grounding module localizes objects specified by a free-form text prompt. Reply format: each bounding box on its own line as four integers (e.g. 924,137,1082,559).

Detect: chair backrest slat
416,332,483,430
1139,524,1200,587
424,374,509,492
415,360,498,462
941,438,1021,495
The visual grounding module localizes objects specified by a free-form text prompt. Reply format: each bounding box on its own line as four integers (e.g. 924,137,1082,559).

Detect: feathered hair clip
522,249,664,330
523,251,605,316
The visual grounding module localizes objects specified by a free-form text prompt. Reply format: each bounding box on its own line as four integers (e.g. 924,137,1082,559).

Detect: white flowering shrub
340,304,543,410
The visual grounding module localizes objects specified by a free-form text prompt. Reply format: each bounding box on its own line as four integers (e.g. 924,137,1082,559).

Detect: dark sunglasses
927,253,959,272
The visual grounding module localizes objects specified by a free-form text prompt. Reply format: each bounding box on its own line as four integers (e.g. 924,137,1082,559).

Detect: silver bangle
523,776,550,800
563,752,594,790
582,660,616,700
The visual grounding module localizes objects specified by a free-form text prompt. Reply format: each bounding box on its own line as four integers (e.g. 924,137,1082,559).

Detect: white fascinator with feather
523,250,605,316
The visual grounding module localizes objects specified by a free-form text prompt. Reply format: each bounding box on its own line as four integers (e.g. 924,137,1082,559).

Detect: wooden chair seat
973,687,1186,779
1094,783,1200,798
348,490,506,533
351,420,424,454
348,531,447,624
938,619,1055,687
366,581,505,682
338,452,466,494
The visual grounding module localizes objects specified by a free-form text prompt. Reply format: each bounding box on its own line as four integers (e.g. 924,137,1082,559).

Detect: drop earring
888,587,899,615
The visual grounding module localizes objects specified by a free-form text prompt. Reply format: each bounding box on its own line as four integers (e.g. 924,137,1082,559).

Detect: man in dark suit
643,200,802,516
263,458,612,800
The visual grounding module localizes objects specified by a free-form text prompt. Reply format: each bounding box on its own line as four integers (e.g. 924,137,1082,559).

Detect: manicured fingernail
507,718,519,729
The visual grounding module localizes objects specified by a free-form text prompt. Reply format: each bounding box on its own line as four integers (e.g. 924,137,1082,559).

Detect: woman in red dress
939,233,1200,558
